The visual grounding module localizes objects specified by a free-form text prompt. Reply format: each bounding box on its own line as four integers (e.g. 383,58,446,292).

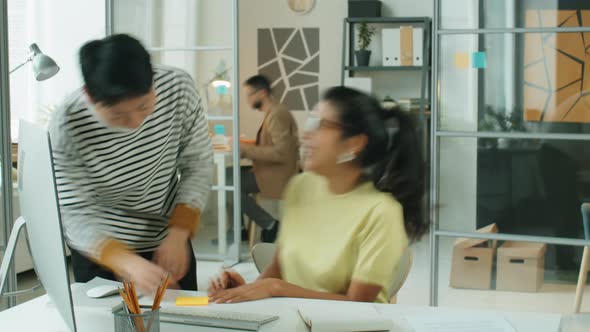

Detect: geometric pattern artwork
524,10,590,123
258,28,319,111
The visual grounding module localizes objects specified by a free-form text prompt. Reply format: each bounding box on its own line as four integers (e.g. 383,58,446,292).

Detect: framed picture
524,9,590,123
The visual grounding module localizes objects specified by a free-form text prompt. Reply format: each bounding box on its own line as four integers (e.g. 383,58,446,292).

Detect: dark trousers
226,167,276,230
69,242,197,291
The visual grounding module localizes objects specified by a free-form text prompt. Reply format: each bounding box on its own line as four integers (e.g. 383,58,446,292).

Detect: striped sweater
49,66,213,262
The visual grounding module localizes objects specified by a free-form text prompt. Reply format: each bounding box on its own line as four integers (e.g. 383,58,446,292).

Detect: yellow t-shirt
277,172,408,303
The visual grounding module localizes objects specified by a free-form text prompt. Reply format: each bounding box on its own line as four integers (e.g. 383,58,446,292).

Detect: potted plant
478,106,528,149
356,22,376,67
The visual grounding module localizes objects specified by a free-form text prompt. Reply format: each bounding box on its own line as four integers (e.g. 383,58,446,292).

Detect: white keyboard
159,306,279,330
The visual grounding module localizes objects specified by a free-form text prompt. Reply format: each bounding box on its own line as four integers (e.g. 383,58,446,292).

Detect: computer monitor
17,120,77,331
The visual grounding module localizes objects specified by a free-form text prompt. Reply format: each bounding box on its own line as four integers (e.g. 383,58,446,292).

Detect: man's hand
153,227,191,282
239,143,249,158
116,253,168,294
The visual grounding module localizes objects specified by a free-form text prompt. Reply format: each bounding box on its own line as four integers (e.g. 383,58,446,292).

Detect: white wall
238,1,478,233
111,0,479,232
238,0,435,137
238,0,347,137
9,0,105,140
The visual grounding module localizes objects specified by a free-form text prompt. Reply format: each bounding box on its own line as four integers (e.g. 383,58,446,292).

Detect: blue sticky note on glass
472,52,487,69
214,124,225,135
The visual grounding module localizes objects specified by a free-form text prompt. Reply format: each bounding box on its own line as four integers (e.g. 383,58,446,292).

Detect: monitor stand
0,217,41,298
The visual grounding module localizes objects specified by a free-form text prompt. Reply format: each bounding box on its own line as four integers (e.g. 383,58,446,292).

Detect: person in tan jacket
237,75,299,242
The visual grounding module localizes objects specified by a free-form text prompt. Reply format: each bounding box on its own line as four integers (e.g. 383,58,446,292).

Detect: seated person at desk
209,87,427,303
232,75,299,242
49,34,213,292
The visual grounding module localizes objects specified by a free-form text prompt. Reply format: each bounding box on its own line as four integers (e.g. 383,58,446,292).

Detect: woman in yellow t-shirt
209,86,427,303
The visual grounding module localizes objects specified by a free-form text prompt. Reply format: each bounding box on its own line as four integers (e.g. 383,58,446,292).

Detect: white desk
0,285,568,332
213,151,230,256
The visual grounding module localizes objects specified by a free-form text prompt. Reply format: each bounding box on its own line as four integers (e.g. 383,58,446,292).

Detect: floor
396,237,590,314
2,236,590,316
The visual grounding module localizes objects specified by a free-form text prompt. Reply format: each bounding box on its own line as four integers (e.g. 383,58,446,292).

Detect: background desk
212,151,252,257
0,285,568,332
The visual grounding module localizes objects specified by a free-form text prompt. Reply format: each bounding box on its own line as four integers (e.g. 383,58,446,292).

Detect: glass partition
113,0,241,263
432,0,590,309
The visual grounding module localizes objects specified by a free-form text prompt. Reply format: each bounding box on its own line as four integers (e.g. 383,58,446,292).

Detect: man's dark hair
244,75,272,94
79,34,153,106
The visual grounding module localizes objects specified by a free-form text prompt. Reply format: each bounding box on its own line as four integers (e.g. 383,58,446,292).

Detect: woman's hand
209,278,281,304
207,270,246,297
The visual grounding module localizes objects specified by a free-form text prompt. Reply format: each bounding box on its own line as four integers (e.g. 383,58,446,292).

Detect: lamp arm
8,56,33,75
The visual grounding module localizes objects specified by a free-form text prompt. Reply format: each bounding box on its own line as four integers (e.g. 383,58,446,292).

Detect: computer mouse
86,285,121,298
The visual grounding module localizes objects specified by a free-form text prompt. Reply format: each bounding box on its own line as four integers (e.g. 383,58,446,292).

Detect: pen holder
113,304,160,332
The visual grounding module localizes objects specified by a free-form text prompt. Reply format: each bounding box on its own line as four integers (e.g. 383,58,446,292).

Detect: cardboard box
496,241,546,292
450,223,498,290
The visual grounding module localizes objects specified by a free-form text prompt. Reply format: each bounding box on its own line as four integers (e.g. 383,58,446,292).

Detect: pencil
147,275,170,332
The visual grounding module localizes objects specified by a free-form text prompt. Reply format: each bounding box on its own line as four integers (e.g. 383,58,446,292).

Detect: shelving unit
341,17,432,161
345,65,424,72
341,17,431,116
341,16,432,247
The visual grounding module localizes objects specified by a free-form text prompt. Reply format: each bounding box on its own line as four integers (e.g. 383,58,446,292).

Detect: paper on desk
297,301,392,332
405,313,516,332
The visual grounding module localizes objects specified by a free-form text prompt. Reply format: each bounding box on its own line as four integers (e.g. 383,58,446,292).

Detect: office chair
388,248,413,304
247,198,282,249
250,243,413,304
251,242,276,273
574,203,590,313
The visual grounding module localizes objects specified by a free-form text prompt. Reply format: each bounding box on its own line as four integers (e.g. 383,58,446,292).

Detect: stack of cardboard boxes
450,223,547,292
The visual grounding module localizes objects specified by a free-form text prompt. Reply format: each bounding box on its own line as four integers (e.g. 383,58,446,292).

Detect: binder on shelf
382,28,401,66
412,28,423,66
400,26,413,66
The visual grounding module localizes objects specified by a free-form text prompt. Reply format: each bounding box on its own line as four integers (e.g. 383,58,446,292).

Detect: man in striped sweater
49,34,213,292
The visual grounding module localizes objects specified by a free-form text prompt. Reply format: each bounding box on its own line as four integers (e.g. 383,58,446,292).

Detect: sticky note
454,52,470,69
175,296,209,306
472,51,487,69
215,85,229,95
214,124,226,135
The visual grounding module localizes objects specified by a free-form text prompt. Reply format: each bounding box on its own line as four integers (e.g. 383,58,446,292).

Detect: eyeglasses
247,89,260,97
304,117,344,132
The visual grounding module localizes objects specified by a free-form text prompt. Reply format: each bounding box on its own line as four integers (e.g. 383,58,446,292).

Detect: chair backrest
388,248,413,303
582,203,590,240
251,242,276,273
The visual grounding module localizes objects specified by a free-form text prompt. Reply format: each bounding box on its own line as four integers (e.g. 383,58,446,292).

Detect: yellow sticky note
175,296,209,306
454,52,470,69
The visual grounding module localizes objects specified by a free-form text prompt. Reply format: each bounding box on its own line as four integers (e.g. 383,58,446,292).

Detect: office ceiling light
211,79,231,88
